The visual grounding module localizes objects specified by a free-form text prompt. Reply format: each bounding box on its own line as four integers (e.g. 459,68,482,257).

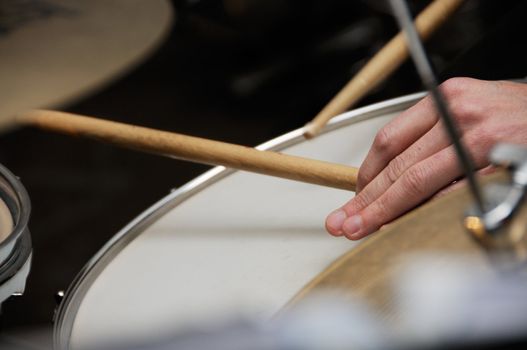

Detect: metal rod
389,0,486,214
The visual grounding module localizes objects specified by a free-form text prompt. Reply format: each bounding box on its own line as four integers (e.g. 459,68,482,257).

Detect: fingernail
342,214,363,236
326,209,347,234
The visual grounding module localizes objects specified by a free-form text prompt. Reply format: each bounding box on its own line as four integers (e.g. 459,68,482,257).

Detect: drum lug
52,290,65,324
54,290,65,306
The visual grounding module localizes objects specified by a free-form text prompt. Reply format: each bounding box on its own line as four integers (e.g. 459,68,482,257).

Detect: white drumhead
57,94,424,349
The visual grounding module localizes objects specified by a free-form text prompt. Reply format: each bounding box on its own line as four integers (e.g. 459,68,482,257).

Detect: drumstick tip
303,122,321,139
0,112,26,132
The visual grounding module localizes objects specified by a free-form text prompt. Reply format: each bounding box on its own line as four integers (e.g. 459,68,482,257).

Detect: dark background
2,0,527,347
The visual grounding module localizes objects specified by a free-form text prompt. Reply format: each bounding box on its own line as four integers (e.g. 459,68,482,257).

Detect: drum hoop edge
53,92,426,350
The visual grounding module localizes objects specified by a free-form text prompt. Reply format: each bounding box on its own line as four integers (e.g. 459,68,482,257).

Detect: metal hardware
464,144,527,258
389,0,487,215
55,290,65,305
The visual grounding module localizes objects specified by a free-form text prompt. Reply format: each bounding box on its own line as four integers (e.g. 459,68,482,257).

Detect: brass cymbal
0,0,173,123
289,172,509,322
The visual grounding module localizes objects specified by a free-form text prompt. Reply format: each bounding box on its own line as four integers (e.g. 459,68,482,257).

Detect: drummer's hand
326,77,527,240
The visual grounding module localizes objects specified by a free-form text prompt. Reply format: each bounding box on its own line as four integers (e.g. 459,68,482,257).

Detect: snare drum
54,93,424,349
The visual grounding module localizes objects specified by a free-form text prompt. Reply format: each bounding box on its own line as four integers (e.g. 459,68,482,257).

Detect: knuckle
449,98,483,124
357,167,372,189
385,155,406,184
464,129,495,164
352,192,371,212
372,127,392,154
370,199,390,225
402,165,427,197
440,78,488,127
440,77,474,99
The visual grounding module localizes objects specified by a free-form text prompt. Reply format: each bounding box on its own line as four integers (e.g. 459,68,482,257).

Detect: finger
357,96,439,191
373,167,496,231
341,121,452,216
327,120,448,237
343,146,462,240
432,165,496,200
325,208,347,237
326,127,492,238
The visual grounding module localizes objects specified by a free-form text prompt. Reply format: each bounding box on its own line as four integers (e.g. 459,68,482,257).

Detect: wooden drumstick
17,110,358,191
303,0,464,139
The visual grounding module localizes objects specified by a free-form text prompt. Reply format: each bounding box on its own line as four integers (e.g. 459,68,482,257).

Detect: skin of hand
326,77,527,240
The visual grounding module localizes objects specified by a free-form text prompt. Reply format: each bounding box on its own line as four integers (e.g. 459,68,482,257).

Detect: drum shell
0,163,32,306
